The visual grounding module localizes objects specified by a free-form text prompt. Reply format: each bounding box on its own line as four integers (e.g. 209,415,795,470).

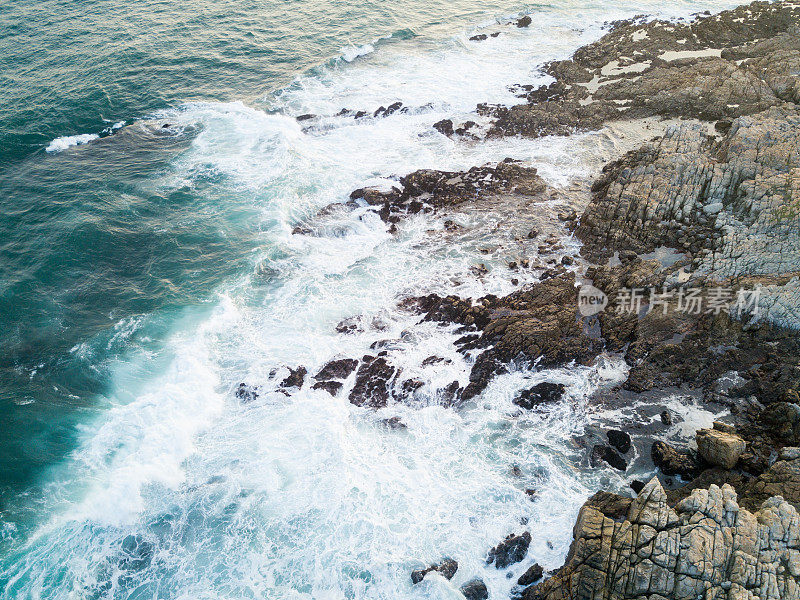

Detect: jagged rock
517,563,544,586
760,402,800,445
513,382,566,409
607,429,632,454
524,479,800,600
314,358,359,381
695,427,746,469
487,531,531,568
280,366,306,389
516,16,532,27
348,356,398,408
350,159,548,227
739,454,800,512
460,578,489,600
651,440,701,478
575,104,800,329
433,119,454,136
406,273,602,400
410,558,458,584
382,416,407,430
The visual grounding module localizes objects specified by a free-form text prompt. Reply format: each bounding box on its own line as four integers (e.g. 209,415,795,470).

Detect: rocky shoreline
284,2,800,598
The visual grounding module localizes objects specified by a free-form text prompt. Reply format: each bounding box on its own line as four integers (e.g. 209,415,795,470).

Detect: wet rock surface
513,382,567,409
461,578,490,600
406,273,602,400
487,531,531,569
348,355,398,408
410,558,458,584
349,158,548,228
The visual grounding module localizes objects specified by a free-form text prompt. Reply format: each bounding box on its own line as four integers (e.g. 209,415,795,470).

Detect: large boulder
695,427,747,469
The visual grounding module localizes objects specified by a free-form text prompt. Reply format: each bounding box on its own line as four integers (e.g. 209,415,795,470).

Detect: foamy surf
45,133,99,153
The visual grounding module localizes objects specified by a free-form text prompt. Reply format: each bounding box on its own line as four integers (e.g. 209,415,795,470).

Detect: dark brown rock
411,558,458,584
487,531,531,568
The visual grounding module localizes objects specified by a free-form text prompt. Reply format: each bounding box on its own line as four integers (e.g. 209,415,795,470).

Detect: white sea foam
341,43,375,62
45,133,99,153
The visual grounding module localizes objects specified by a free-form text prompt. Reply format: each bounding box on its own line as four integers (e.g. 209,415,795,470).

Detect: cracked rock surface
525,478,800,600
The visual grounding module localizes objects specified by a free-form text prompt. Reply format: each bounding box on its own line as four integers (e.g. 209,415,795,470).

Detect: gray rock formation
576,106,800,329
525,479,800,600
488,1,800,137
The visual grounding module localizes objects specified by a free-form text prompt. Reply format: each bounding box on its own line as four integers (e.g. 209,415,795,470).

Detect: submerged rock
513,382,566,409
234,383,259,403
410,558,458,584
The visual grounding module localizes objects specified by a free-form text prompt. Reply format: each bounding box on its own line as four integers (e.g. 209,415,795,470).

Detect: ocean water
0,1,743,598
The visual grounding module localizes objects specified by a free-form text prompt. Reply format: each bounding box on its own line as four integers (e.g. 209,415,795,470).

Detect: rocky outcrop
349,159,548,229
406,273,602,400
525,479,800,600
487,1,800,138
348,355,399,408
576,107,800,331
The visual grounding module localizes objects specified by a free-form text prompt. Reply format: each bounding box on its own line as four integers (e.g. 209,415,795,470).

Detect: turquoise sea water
0,1,742,598
0,0,524,507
